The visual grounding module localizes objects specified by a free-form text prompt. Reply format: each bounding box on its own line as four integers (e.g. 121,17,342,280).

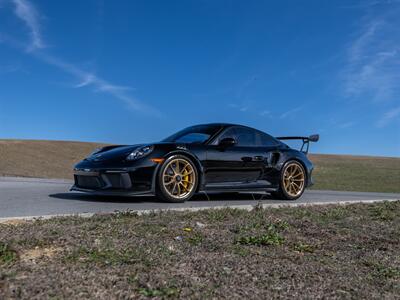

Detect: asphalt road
0,176,399,219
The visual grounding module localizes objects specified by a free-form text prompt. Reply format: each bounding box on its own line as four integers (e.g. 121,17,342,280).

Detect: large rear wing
276,134,319,154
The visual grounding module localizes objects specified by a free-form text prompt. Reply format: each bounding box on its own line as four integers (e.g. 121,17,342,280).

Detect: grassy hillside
0,139,399,193
0,140,107,180
309,154,400,193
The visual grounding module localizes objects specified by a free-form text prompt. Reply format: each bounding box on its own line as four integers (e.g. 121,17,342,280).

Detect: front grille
106,174,124,188
75,175,102,189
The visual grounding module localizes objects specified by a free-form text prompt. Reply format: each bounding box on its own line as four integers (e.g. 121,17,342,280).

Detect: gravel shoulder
1,201,399,299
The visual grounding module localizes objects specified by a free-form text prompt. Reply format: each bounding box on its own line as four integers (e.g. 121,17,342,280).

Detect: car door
203,126,270,187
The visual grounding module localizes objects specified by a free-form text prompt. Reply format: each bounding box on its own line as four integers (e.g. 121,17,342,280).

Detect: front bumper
71,166,156,195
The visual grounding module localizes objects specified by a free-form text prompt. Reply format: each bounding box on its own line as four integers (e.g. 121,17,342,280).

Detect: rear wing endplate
276,134,319,154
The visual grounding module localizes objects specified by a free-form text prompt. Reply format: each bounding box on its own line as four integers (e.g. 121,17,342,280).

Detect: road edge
0,198,398,224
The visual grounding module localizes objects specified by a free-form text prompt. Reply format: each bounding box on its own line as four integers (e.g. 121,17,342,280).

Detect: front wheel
156,155,198,203
272,160,306,200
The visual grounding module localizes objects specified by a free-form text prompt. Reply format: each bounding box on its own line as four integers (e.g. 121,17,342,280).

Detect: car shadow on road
48,192,275,203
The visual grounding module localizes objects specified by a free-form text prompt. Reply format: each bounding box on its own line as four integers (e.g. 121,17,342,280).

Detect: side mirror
218,137,236,148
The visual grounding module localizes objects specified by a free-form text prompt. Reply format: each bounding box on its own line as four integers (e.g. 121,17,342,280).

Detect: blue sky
0,0,399,157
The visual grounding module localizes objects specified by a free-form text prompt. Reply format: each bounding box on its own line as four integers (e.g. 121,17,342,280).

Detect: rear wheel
156,155,198,203
272,160,306,200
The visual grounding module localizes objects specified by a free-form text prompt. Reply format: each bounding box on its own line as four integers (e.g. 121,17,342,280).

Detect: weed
232,245,251,257
114,210,139,218
66,247,147,265
235,231,284,246
369,263,400,279
266,220,290,231
187,232,204,246
368,202,397,221
0,242,17,265
375,266,400,279
294,242,315,253
138,286,179,297
206,209,229,222
320,206,349,221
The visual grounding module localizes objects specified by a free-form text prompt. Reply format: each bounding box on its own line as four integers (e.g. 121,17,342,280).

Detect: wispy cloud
279,107,301,119
12,0,44,50
338,121,355,129
342,5,400,131
259,110,270,117
228,103,248,112
343,10,400,103
34,52,155,113
2,0,158,115
0,62,25,74
343,0,400,9
376,106,400,127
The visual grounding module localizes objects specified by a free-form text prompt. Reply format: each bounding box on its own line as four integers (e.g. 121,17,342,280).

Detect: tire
272,160,306,200
156,155,198,203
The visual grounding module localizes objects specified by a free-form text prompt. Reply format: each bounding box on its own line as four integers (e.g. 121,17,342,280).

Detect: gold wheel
283,162,305,197
162,158,196,199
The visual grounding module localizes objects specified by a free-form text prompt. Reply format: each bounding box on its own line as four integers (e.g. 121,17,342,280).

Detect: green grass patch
368,201,398,221
0,242,17,265
310,154,400,193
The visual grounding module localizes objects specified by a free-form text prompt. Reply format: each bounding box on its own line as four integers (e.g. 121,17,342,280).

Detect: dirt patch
0,219,27,226
20,246,61,263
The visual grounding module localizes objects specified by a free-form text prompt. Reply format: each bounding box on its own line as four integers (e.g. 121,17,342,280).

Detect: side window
256,131,278,147
234,127,257,147
216,127,274,147
216,127,236,143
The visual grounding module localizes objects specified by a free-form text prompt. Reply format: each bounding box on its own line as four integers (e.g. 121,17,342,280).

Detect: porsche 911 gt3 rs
72,123,319,202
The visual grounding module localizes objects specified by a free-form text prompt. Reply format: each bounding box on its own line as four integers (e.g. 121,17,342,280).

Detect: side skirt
202,181,278,193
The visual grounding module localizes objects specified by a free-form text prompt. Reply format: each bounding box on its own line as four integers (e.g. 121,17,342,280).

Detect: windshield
162,125,223,144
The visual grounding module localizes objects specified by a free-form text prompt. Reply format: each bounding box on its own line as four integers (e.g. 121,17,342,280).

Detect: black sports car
72,123,319,202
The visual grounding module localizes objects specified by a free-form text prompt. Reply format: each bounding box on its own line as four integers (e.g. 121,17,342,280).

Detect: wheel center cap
175,175,182,182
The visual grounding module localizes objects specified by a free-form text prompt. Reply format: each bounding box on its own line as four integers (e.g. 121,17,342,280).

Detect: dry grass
0,139,399,193
0,202,399,299
0,139,106,179
309,154,400,193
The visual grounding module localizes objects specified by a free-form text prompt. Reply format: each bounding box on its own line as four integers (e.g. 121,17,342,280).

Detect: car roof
194,123,245,129
194,123,261,132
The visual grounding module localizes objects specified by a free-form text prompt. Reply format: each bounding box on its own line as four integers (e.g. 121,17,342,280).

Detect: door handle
253,155,265,161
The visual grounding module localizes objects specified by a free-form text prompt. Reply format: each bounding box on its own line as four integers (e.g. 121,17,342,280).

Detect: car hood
86,144,144,162
84,142,193,163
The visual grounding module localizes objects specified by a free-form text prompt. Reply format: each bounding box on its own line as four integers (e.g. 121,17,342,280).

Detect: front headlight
126,145,154,161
